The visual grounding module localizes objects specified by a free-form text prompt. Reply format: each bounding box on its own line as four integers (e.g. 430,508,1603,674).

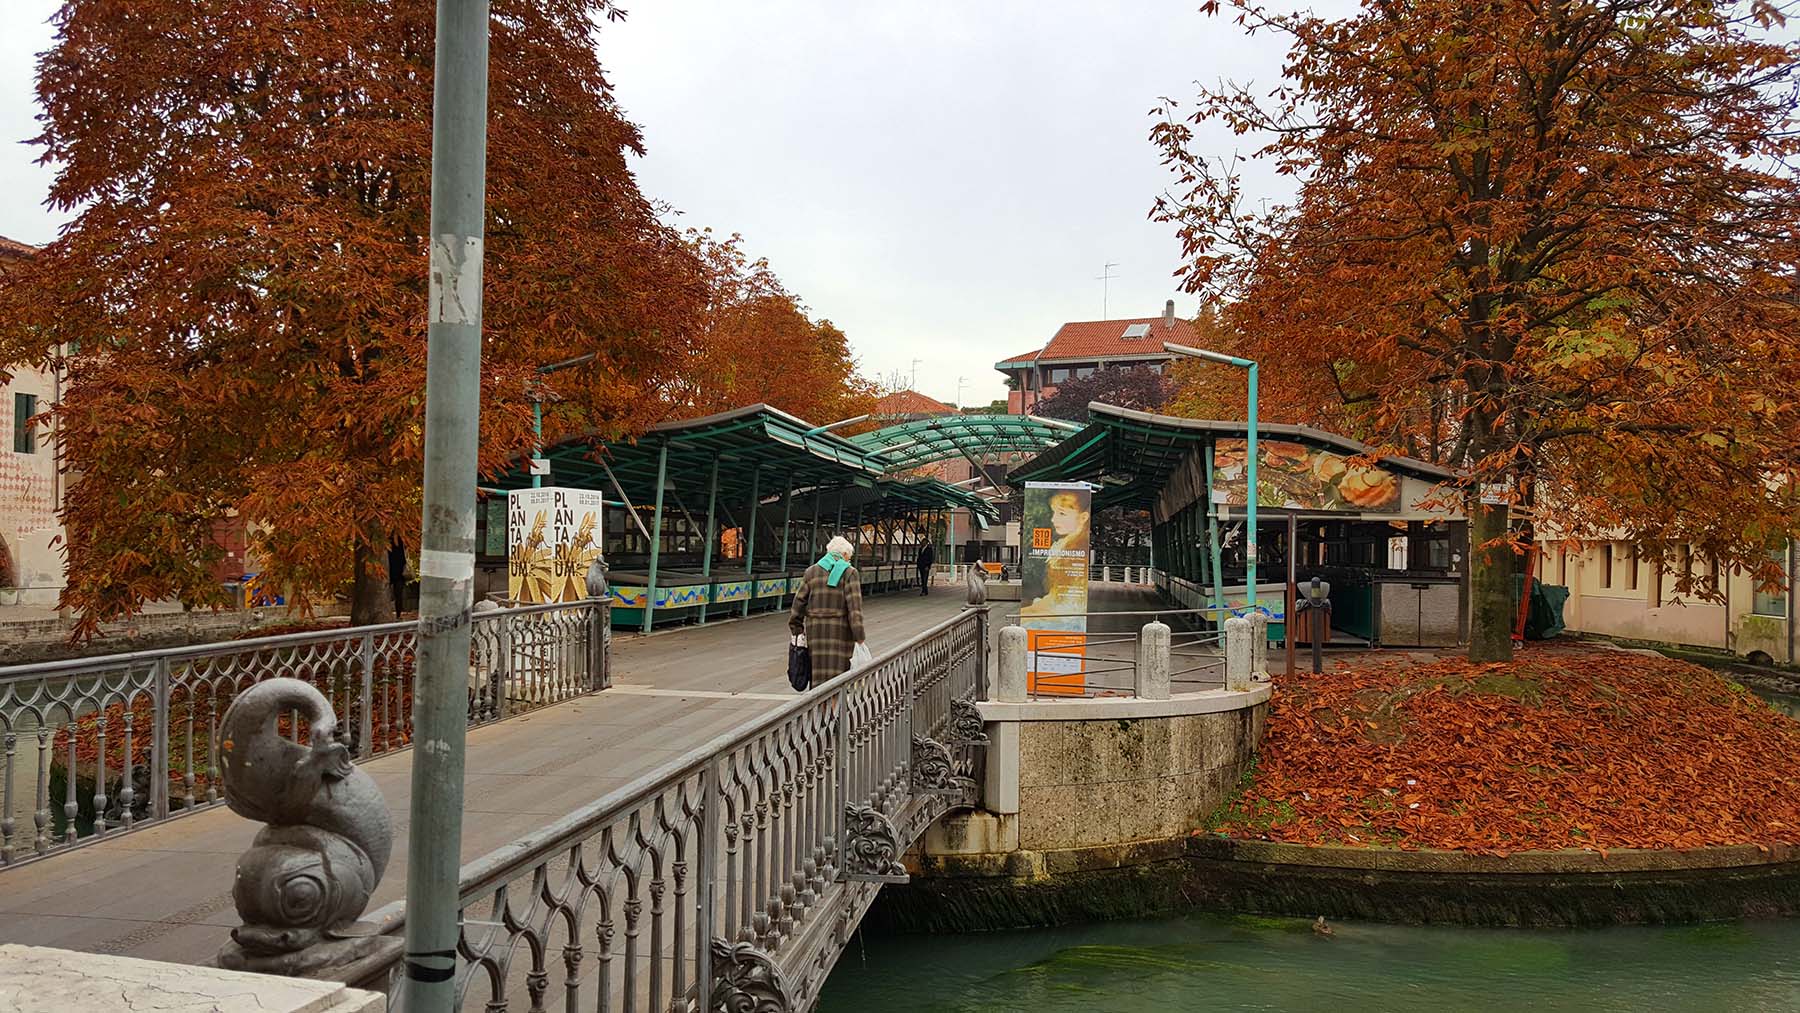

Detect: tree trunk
1467,500,1515,662
351,538,388,626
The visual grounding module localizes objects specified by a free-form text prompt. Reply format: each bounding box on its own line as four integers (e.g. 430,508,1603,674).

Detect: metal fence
363,605,990,1012
0,600,609,868
999,607,1226,698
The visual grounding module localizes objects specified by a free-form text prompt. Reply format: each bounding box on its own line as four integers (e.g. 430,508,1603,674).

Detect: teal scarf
815,552,850,587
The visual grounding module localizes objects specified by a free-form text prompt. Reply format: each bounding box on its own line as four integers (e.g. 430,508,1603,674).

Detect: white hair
826,536,855,559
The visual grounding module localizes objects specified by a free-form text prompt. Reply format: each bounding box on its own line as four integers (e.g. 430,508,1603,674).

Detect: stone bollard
1249,611,1270,681
1135,621,1171,700
996,625,1029,703
1224,616,1253,693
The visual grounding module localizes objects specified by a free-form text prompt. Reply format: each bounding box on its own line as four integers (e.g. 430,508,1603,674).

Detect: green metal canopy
491,403,995,521
851,414,1079,471
1008,403,1454,511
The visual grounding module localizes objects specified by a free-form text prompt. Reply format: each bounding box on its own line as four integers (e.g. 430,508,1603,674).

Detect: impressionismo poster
1020,482,1091,694
508,488,604,603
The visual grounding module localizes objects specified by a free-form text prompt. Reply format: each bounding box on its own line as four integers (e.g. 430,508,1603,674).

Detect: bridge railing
0,600,609,868
364,605,990,1012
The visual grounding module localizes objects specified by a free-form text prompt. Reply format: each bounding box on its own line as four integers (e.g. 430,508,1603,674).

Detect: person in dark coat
386,539,407,619
915,541,935,595
788,536,867,685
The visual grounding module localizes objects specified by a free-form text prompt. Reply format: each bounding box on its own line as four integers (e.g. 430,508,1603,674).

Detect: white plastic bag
850,642,873,669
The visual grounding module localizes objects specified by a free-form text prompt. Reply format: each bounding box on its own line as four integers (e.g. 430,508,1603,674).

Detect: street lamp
1163,341,1260,609
531,352,598,487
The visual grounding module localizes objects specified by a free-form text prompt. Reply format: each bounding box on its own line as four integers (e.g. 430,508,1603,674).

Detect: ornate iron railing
365,605,989,1012
0,600,609,867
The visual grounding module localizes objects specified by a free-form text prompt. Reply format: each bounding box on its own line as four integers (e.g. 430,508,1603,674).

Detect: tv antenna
1096,261,1120,317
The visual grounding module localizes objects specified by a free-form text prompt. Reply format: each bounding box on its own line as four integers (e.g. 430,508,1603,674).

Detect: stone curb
1186,836,1800,874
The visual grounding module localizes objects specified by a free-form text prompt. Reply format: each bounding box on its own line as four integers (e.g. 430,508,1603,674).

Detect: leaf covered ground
1207,645,1800,854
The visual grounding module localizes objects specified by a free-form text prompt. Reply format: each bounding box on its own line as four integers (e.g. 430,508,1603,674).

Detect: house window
1752,545,1790,618
12,393,36,454
1601,544,1613,588
1048,367,1072,384
1074,366,1096,380
1626,545,1638,590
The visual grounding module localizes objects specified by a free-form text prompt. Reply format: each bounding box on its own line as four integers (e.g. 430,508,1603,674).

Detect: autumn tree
1036,365,1172,423
1152,0,1800,660
667,230,879,425
0,2,708,632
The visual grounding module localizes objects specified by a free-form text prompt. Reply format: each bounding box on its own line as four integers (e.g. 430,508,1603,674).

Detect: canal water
818,912,1800,1011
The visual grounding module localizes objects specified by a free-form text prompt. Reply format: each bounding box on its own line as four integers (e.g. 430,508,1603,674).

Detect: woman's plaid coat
788,563,867,685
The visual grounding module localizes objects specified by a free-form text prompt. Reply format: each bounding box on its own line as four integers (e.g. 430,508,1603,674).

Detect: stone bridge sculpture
215,678,394,976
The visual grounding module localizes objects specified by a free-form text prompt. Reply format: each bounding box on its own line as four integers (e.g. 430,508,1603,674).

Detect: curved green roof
851,413,1079,471
492,403,998,523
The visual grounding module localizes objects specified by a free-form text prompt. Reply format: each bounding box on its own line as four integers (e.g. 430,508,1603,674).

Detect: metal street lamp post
1164,342,1260,610
530,352,598,488
405,0,489,1006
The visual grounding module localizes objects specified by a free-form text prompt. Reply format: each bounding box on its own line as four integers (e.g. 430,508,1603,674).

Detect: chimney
1163,299,1176,329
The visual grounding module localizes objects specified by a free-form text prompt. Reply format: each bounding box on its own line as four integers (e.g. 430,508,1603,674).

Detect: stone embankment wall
874,620,1800,932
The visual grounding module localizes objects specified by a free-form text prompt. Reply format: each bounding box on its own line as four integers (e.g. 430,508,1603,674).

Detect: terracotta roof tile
1039,316,1195,361
995,346,1045,366
0,235,38,260
994,315,1195,369
875,389,957,416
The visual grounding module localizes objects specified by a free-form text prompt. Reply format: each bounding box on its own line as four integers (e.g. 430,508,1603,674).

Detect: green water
817,913,1800,1012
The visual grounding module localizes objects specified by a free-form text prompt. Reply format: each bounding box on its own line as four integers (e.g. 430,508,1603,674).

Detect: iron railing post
358,634,375,760
696,757,719,1001
149,659,170,821
588,600,603,692
974,606,991,700
496,613,511,721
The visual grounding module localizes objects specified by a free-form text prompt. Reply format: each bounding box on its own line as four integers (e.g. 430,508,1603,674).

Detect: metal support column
743,466,762,618
404,0,488,1002
699,457,720,624
777,474,794,606
1205,443,1226,631
643,441,668,634
808,494,822,560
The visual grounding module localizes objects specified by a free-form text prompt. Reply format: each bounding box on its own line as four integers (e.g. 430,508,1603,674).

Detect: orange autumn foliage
0,4,874,635
1211,646,1800,854
662,230,879,426
1152,1,1800,658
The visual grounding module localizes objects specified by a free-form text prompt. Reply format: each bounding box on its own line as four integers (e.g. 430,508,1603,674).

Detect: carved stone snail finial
586,555,610,600
964,565,987,606
216,678,394,975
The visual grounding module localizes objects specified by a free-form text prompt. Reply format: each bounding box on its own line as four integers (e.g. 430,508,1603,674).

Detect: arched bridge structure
364,606,993,1011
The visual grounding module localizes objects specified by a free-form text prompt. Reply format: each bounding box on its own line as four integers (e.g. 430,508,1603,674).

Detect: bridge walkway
0,592,967,968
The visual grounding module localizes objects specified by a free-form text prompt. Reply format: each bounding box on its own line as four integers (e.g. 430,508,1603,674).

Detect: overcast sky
0,1,1298,407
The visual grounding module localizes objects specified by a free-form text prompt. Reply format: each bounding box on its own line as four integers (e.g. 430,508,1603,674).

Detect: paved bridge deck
0,592,968,967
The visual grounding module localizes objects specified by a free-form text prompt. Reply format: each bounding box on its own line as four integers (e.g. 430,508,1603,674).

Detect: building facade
996,300,1195,415
0,237,64,606
1540,537,1796,664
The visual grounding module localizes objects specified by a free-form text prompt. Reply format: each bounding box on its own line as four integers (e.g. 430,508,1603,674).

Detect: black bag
787,641,812,692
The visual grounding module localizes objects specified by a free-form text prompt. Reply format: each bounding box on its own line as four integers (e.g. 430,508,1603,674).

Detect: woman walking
789,536,868,687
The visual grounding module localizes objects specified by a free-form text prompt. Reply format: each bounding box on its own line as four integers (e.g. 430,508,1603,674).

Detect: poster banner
1213,439,1401,513
508,487,605,603
1020,482,1091,694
